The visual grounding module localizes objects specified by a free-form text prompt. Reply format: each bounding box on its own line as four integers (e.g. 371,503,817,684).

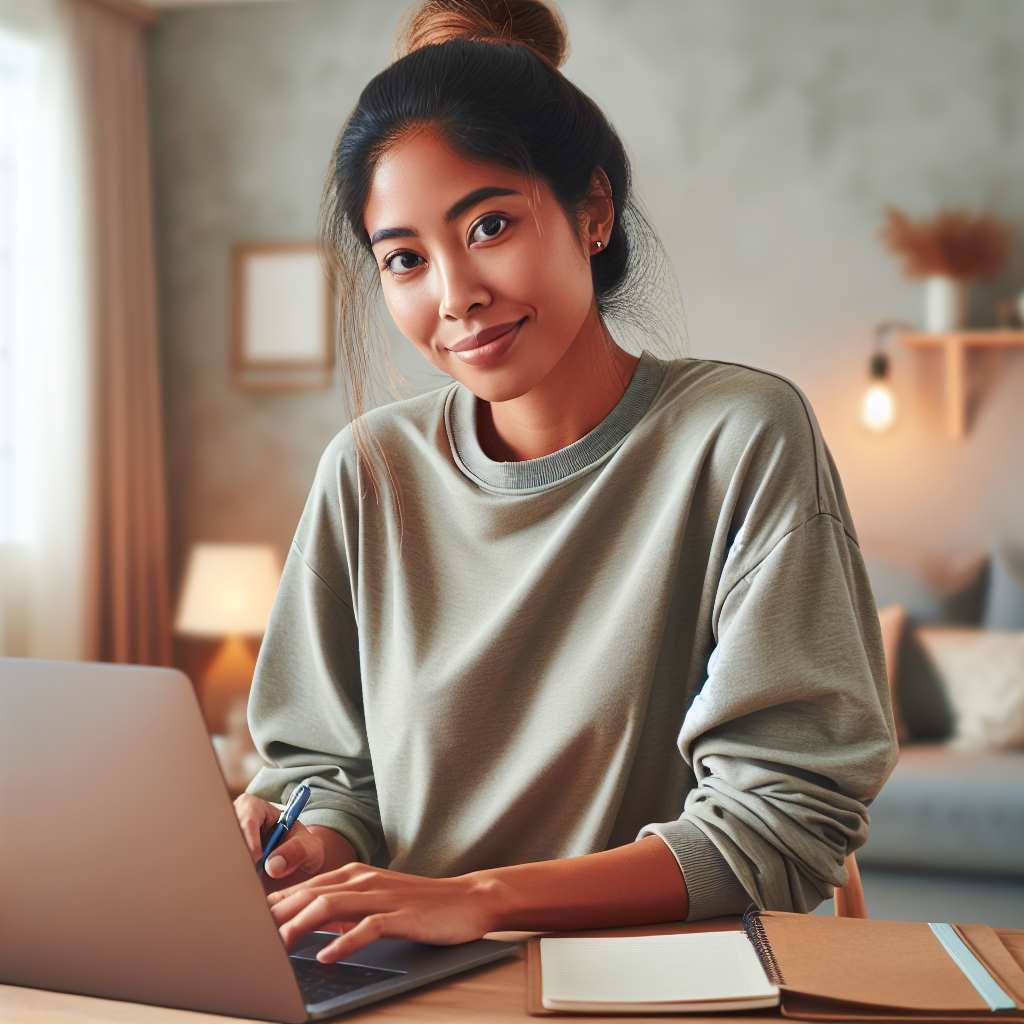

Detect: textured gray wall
149,0,1024,593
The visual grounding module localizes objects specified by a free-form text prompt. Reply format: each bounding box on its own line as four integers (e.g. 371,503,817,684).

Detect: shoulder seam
290,539,355,613
697,358,823,514
720,511,855,610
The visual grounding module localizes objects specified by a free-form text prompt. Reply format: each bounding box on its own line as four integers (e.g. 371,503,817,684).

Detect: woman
235,0,898,966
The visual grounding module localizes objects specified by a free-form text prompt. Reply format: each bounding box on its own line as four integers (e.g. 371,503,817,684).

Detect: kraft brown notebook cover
754,912,1024,1021
526,914,1024,1020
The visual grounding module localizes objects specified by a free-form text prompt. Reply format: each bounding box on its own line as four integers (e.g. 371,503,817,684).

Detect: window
0,27,39,544
0,12,88,659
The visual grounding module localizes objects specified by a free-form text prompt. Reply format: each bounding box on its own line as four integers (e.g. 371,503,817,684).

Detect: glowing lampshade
175,543,282,638
860,354,896,433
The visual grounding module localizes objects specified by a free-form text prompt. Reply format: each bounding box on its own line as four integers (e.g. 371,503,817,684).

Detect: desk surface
0,946,762,1024
3,953,532,1024
1,921,775,1023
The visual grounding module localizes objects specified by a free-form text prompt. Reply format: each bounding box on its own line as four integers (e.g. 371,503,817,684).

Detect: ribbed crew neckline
445,351,666,494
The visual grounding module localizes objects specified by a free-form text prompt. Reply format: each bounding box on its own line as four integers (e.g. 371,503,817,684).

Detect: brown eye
385,251,425,276
469,214,508,244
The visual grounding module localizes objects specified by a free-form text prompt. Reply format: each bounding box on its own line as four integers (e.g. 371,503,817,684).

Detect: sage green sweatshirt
247,353,898,919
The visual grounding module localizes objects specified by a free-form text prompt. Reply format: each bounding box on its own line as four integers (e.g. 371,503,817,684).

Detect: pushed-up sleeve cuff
638,818,751,921
248,766,384,866
298,807,379,866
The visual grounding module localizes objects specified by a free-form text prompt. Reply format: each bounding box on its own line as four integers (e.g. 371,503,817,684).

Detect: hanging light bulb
859,320,906,434
861,352,896,432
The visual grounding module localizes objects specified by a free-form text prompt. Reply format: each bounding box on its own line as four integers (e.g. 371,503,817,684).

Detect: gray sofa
863,744,1024,876
856,549,1024,879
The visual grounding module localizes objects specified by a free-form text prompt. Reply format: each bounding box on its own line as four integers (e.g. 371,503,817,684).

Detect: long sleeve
246,432,386,866
644,511,898,913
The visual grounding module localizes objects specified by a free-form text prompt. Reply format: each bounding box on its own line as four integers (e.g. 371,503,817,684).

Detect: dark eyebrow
369,187,519,246
369,226,418,247
445,187,520,223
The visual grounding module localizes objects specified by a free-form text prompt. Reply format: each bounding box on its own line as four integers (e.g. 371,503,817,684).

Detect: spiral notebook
746,910,1024,1021
526,914,1024,1019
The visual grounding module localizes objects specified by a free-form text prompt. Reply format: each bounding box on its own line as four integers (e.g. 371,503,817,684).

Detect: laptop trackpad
289,930,520,1013
289,956,403,1007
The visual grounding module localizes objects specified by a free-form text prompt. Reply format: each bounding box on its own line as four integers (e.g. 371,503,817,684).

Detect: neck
477,303,641,462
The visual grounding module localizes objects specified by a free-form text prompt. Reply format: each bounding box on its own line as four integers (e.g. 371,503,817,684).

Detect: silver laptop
0,658,518,1021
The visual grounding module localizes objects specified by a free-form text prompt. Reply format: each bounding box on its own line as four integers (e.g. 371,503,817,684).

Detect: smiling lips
447,318,526,367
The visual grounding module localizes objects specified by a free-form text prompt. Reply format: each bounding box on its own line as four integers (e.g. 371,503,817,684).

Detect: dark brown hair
394,0,569,69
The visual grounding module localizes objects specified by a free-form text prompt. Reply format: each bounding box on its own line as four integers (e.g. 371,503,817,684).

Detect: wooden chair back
833,851,868,918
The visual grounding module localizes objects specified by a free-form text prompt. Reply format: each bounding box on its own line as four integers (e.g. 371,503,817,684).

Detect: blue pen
256,782,312,874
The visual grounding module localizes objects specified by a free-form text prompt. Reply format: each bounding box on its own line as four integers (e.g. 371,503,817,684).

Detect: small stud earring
595,240,603,249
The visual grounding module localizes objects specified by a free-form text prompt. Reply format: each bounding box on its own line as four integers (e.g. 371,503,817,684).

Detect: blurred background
148,0,1024,570
0,0,1021,925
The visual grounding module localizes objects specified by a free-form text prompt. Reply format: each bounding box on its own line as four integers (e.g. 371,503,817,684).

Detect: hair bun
393,0,570,69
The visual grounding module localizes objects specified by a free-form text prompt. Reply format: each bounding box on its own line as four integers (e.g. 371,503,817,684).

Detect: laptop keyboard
290,956,404,1006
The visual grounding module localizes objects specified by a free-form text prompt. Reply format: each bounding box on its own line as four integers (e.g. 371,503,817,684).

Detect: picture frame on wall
230,241,335,392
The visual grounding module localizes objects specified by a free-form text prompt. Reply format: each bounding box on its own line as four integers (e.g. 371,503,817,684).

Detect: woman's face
363,131,602,404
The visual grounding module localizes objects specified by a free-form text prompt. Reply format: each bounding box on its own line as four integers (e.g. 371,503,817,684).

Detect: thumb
265,828,323,879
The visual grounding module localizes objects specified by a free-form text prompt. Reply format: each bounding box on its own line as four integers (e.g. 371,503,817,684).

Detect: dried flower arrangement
879,207,1012,280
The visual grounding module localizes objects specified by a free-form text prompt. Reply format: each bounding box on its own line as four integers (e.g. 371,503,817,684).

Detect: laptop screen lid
0,657,309,1023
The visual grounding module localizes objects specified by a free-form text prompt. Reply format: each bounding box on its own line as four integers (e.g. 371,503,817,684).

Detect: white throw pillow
915,627,1024,751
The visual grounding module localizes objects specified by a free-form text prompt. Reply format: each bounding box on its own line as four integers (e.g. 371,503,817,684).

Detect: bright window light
0,27,40,543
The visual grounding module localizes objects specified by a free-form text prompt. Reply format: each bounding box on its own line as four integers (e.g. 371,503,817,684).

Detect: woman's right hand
234,793,326,880
233,793,359,893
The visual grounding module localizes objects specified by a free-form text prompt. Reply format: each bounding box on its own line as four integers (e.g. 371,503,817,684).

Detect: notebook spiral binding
743,905,786,987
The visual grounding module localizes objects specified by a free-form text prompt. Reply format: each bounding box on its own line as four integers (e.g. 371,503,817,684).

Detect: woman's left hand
267,863,504,962
268,837,689,962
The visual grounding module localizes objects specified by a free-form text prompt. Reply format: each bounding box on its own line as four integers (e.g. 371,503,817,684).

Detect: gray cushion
860,745,1024,877
982,543,1024,631
864,553,988,626
863,552,988,740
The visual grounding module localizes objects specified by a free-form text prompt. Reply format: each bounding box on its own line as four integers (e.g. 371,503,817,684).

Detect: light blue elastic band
928,923,1017,1013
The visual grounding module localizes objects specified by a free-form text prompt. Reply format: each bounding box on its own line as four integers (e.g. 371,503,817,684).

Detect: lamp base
200,634,257,734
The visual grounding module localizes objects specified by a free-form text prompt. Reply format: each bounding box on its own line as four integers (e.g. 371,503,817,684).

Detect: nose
438,257,491,321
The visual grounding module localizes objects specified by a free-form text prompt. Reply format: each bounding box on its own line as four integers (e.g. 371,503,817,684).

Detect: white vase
924,275,969,333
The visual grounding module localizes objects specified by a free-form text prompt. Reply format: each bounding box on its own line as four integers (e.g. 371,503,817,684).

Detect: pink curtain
72,0,172,665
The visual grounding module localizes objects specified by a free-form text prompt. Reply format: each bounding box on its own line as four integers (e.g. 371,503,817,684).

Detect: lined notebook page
540,931,778,1006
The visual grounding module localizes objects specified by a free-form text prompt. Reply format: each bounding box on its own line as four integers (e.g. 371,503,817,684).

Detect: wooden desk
4,952,533,1024
0,944,754,1024
0,923,771,1023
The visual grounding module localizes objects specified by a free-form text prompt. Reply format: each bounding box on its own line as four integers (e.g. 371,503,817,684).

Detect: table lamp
174,542,282,733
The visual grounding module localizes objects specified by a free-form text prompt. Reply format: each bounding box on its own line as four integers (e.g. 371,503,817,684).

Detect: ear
582,168,615,256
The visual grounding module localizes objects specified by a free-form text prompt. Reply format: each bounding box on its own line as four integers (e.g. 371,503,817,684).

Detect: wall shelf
899,330,1024,439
